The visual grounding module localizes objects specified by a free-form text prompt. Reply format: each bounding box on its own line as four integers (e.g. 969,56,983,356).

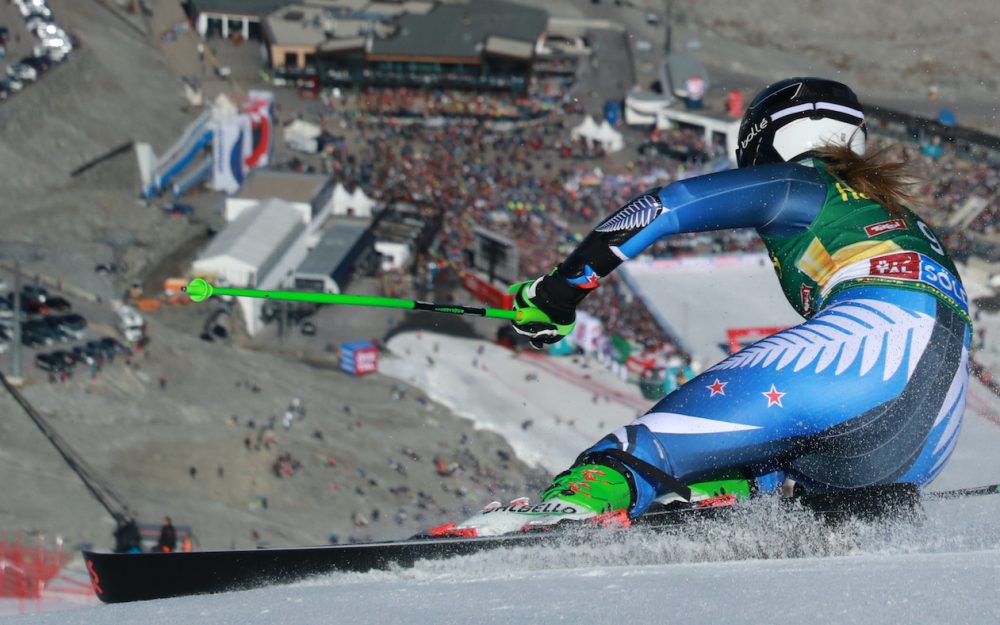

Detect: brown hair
812,143,917,216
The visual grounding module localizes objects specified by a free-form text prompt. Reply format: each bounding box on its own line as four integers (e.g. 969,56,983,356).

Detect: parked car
11,293,48,316
86,338,115,360
72,342,100,364
25,16,52,35
34,39,70,63
42,316,73,342
21,327,46,348
23,319,57,345
20,55,51,73
33,22,64,41
45,296,71,312
8,63,38,82
4,75,22,92
24,7,54,21
21,284,48,303
98,336,126,356
53,313,86,339
9,63,38,82
49,349,75,368
35,352,63,372
17,0,51,18
17,0,52,18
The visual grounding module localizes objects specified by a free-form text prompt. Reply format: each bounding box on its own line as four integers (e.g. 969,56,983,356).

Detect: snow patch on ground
381,333,644,473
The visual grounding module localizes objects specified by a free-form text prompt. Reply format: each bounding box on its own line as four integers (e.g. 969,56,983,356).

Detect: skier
448,77,972,536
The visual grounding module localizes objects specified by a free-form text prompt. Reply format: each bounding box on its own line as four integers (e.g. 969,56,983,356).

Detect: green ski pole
183,278,548,323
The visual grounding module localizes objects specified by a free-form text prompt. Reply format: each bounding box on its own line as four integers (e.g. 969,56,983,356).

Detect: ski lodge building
188,0,289,40
262,0,548,92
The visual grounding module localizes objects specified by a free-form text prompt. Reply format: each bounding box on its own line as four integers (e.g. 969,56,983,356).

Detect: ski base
83,482,985,604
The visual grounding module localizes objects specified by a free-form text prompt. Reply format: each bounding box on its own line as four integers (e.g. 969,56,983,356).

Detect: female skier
447,77,971,536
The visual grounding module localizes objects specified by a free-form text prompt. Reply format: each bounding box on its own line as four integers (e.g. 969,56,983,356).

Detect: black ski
83,482,996,604
85,501,710,604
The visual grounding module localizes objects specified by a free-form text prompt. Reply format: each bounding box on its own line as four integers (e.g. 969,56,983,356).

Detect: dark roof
235,169,332,204
297,220,372,277
190,0,290,17
370,0,547,60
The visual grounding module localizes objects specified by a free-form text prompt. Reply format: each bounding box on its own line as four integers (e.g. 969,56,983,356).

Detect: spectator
113,518,143,554
155,516,177,553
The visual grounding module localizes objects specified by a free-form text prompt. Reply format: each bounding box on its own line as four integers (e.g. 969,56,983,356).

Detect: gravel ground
3,313,547,549
661,0,1000,129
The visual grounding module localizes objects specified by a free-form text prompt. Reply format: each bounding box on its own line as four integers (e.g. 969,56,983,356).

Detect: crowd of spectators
320,103,712,358
647,126,729,162
869,137,1000,243
317,83,1000,374
353,87,556,120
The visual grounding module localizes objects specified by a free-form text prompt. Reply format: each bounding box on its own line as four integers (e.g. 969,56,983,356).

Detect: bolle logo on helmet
740,118,768,150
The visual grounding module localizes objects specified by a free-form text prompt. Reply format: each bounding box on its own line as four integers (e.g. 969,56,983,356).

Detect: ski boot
652,471,755,511
428,463,634,537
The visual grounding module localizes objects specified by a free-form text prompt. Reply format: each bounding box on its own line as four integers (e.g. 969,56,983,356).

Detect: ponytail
813,143,917,216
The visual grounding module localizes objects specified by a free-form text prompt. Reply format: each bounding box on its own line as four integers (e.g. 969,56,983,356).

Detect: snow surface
624,254,805,366
380,333,646,473
8,260,1000,624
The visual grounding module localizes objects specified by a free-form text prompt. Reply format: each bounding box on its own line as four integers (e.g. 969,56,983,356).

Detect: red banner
353,346,379,375
461,271,514,310
727,326,787,355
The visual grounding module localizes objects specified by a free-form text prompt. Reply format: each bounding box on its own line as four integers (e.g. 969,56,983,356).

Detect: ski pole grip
515,308,550,324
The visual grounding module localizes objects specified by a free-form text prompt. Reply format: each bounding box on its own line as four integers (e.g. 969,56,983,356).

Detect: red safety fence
0,532,74,600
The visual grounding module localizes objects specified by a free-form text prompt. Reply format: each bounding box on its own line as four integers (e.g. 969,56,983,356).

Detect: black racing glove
509,271,589,349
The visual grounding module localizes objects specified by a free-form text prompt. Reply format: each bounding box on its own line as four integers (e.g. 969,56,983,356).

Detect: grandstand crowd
318,86,1000,377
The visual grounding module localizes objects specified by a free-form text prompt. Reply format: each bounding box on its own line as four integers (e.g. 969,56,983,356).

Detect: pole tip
184,278,213,303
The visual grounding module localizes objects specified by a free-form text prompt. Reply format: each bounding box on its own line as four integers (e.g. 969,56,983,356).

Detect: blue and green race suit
557,159,971,515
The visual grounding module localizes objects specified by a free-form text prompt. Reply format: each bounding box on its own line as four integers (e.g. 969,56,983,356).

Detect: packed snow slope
624,254,805,366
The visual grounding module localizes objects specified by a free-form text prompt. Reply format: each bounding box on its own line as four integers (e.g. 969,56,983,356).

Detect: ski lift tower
0,242,44,385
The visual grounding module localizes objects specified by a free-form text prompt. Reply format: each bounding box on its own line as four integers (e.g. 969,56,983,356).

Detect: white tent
331,183,377,217
331,183,352,215
375,241,412,271
283,119,323,154
350,187,377,218
570,116,624,153
596,120,625,153
570,116,601,143
211,93,238,120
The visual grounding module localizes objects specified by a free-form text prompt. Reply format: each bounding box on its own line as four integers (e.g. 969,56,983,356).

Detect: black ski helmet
736,77,867,168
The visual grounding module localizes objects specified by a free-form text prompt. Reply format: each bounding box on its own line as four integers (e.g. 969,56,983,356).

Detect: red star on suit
580,272,600,289
762,384,786,408
707,379,727,397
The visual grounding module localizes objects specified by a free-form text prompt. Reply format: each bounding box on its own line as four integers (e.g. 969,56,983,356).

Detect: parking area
1,0,74,101
0,275,135,381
